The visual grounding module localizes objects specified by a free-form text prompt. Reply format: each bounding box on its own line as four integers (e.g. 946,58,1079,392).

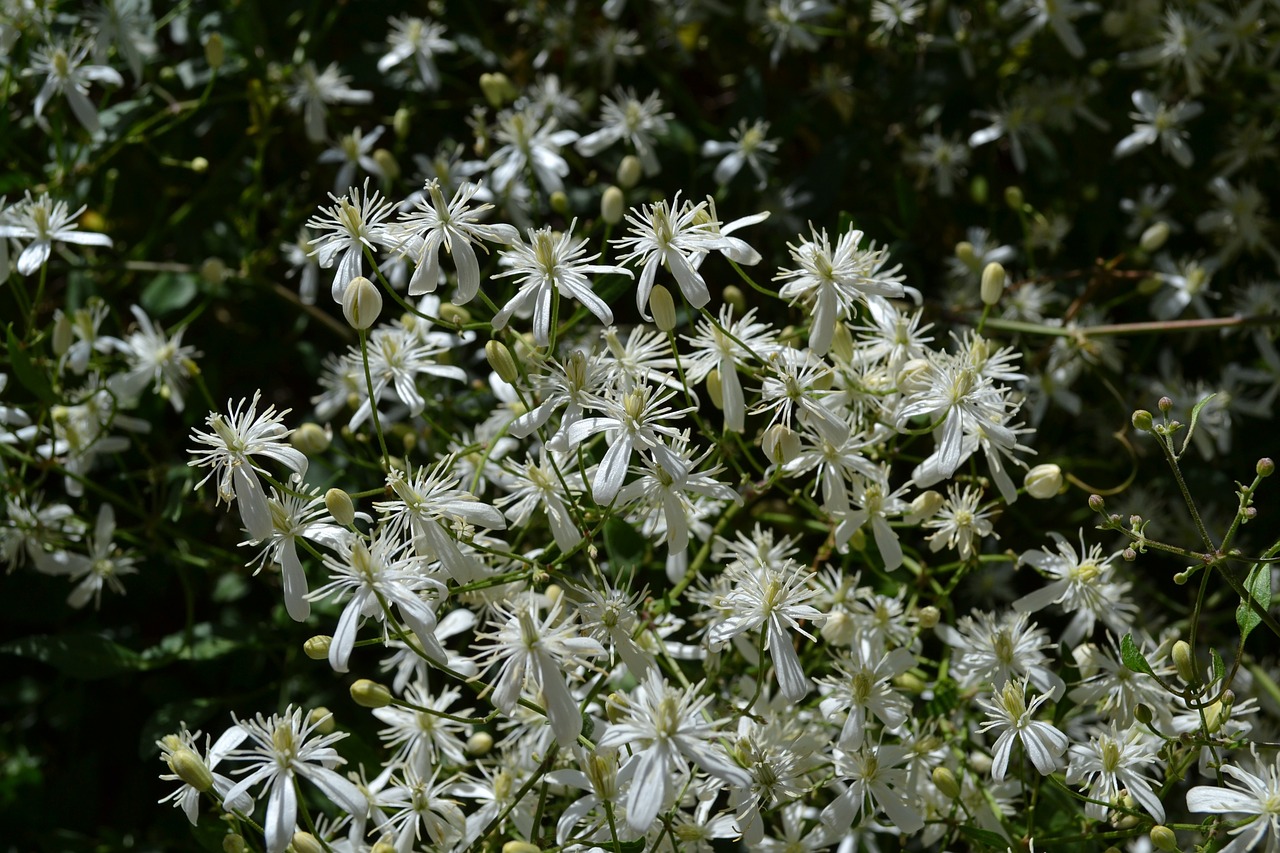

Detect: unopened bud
372,149,400,183
291,832,325,853
304,635,332,660
503,842,541,853
954,241,977,269
200,257,227,284
907,490,944,523
1137,275,1164,295
1149,825,1178,853
762,424,800,465
370,843,397,853
1131,409,1153,431
466,731,494,756
1004,185,1024,210
980,262,1006,306
820,610,855,645
394,107,411,140
291,422,330,456
1088,494,1105,511
600,185,625,224
479,72,516,107
204,33,224,70
350,678,392,708
722,285,746,314
892,672,926,693
1123,547,1137,561
309,707,335,734
223,835,246,853
1024,463,1063,499
325,488,356,526
1158,396,1173,414
917,605,941,629
932,766,961,799
617,155,642,189
52,311,73,356
1172,640,1196,684
438,303,471,327
895,358,933,395
167,746,214,792
1258,458,1274,477
343,276,382,330
650,284,677,331
705,368,723,408
1134,703,1152,725
486,340,520,384
190,156,209,173
549,191,570,216
1140,221,1170,253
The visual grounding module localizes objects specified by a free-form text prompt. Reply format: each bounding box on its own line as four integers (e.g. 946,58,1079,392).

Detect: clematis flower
0,192,113,277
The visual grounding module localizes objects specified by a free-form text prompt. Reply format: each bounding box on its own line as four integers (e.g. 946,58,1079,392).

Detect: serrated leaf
1236,562,1272,644
0,633,145,679
5,326,54,404
957,825,1010,851
1120,633,1155,675
1180,393,1218,459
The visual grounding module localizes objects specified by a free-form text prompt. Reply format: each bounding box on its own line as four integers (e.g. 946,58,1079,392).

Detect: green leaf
957,825,1011,851
602,517,646,575
140,272,200,316
1120,633,1155,675
0,633,145,679
614,841,646,853
139,623,241,665
1210,646,1226,683
1236,562,1273,644
1180,393,1218,459
4,326,54,404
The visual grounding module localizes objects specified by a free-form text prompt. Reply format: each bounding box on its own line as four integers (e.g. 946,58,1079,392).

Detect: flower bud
649,284,677,331
705,368,723,409
893,672,926,693
1088,494,1105,512
968,750,992,776
830,321,854,362
291,832,325,853
895,358,933,395
503,843,541,853
1123,547,1137,561
372,149,400,183
304,635,332,660
1131,409,1153,431
1139,221,1170,253
309,707,335,734
980,262,1006,306
438,303,472,327
190,156,209,173
1024,463,1063,499
762,424,801,465
291,422,330,456
200,257,228,284
204,33,225,70
617,155,642,189
370,843,397,853
1158,396,1173,414
954,241,977,269
343,276,382,330
486,340,520,384
820,610,855,645
1258,458,1274,477
1204,698,1228,733
600,185,625,224
1004,185,1024,210
932,766,961,799
168,746,214,792
917,605,941,629
723,285,746,314
467,731,494,756
906,490,944,523
1134,703,1152,725
1172,640,1196,684
325,488,356,526
223,835,246,853
1149,825,1178,853
394,107,411,140
549,191,570,216
52,310,73,356
350,678,393,708
479,72,516,107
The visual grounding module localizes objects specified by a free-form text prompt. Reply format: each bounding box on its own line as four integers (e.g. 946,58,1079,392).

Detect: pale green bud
649,284,677,332
486,340,520,384
479,72,516,107
190,156,209,174
439,303,471,327
200,257,228,284
503,843,541,853
549,191,570,216
371,843,397,853
722,285,746,314
705,368,723,409
308,707,335,735
980,261,1006,306
954,241,977,268
324,488,356,526
304,635,332,660
291,422,330,456
1132,409,1153,431
52,310,73,356
291,832,325,853
372,149,400,183
1004,185,1024,210
467,731,494,756
1172,640,1196,684
223,835,246,853
906,490,944,523
932,766,960,799
1024,463,1063,499
1149,825,1178,853
204,33,225,70
1137,275,1163,295
1139,221,1170,253
819,610,855,645
895,358,933,395
342,276,382,330
917,605,941,629
394,107,411,140
762,424,800,465
167,746,214,792
600,185,625,224
350,678,392,708
617,155,642,189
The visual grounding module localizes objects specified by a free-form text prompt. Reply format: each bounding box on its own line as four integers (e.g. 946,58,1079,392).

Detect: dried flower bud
291,832,325,853
1131,409,1153,431
932,766,961,800
1172,640,1196,683
600,185,625,224
980,261,1006,306
1149,825,1178,852
1258,458,1275,477
485,340,520,384
1024,464,1063,499
820,610,855,645
304,635,332,660
350,678,392,708
1139,221,1170,253
617,155,643,189
649,284,677,331
325,488,356,526
343,276,382,330
917,606,941,629
291,422,330,455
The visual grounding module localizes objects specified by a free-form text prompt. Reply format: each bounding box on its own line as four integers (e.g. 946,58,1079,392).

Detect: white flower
40,503,139,609
1066,723,1165,822
1112,90,1202,168
395,179,518,301
378,15,456,90
223,707,367,853
108,305,200,413
492,220,632,345
485,107,579,196
999,0,1098,58
318,125,385,194
1187,750,1280,853
24,39,124,133
241,486,347,622
575,87,671,175
285,61,373,143
157,724,251,825
821,743,924,834
978,679,1068,781
0,192,113,276
305,179,396,302
1015,530,1135,646
701,119,778,189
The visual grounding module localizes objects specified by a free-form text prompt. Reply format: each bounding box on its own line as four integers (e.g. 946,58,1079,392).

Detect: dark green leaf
140,272,200,316
5,326,53,404
1180,393,1218,459
603,517,646,575
957,825,1011,851
1236,562,1272,644
1210,646,1226,683
1120,633,1155,675
0,633,145,679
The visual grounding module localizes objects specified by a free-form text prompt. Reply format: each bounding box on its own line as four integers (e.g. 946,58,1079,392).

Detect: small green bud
1258,458,1274,477
223,835,246,853
1137,275,1164,295
600,185,625,224
168,746,214,792
439,303,471,327
1149,825,1178,853
917,605,941,629
1004,185,1024,210
932,766,961,799
649,284,677,332
892,672,926,693
370,843,397,853
479,72,516,107
304,635,332,660
291,832,325,853
705,368,723,408
324,488,356,526
52,310,73,356
502,842,541,853
980,261,1006,306
1158,396,1173,413
485,340,520,384
1172,640,1196,684
372,149,400,183
1132,409,1153,431
1024,463,1063,499
1139,221,1170,253
190,156,209,173
466,731,494,756
616,155,642,189
200,257,228,284
291,422,330,456
350,678,392,708
308,707,335,735
1134,703,1152,725
342,276,382,330
1204,699,1228,733
954,241,977,267
1088,494,1106,512
969,174,988,205
204,33,225,70
722,285,746,314
394,107,411,140
549,191,570,215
